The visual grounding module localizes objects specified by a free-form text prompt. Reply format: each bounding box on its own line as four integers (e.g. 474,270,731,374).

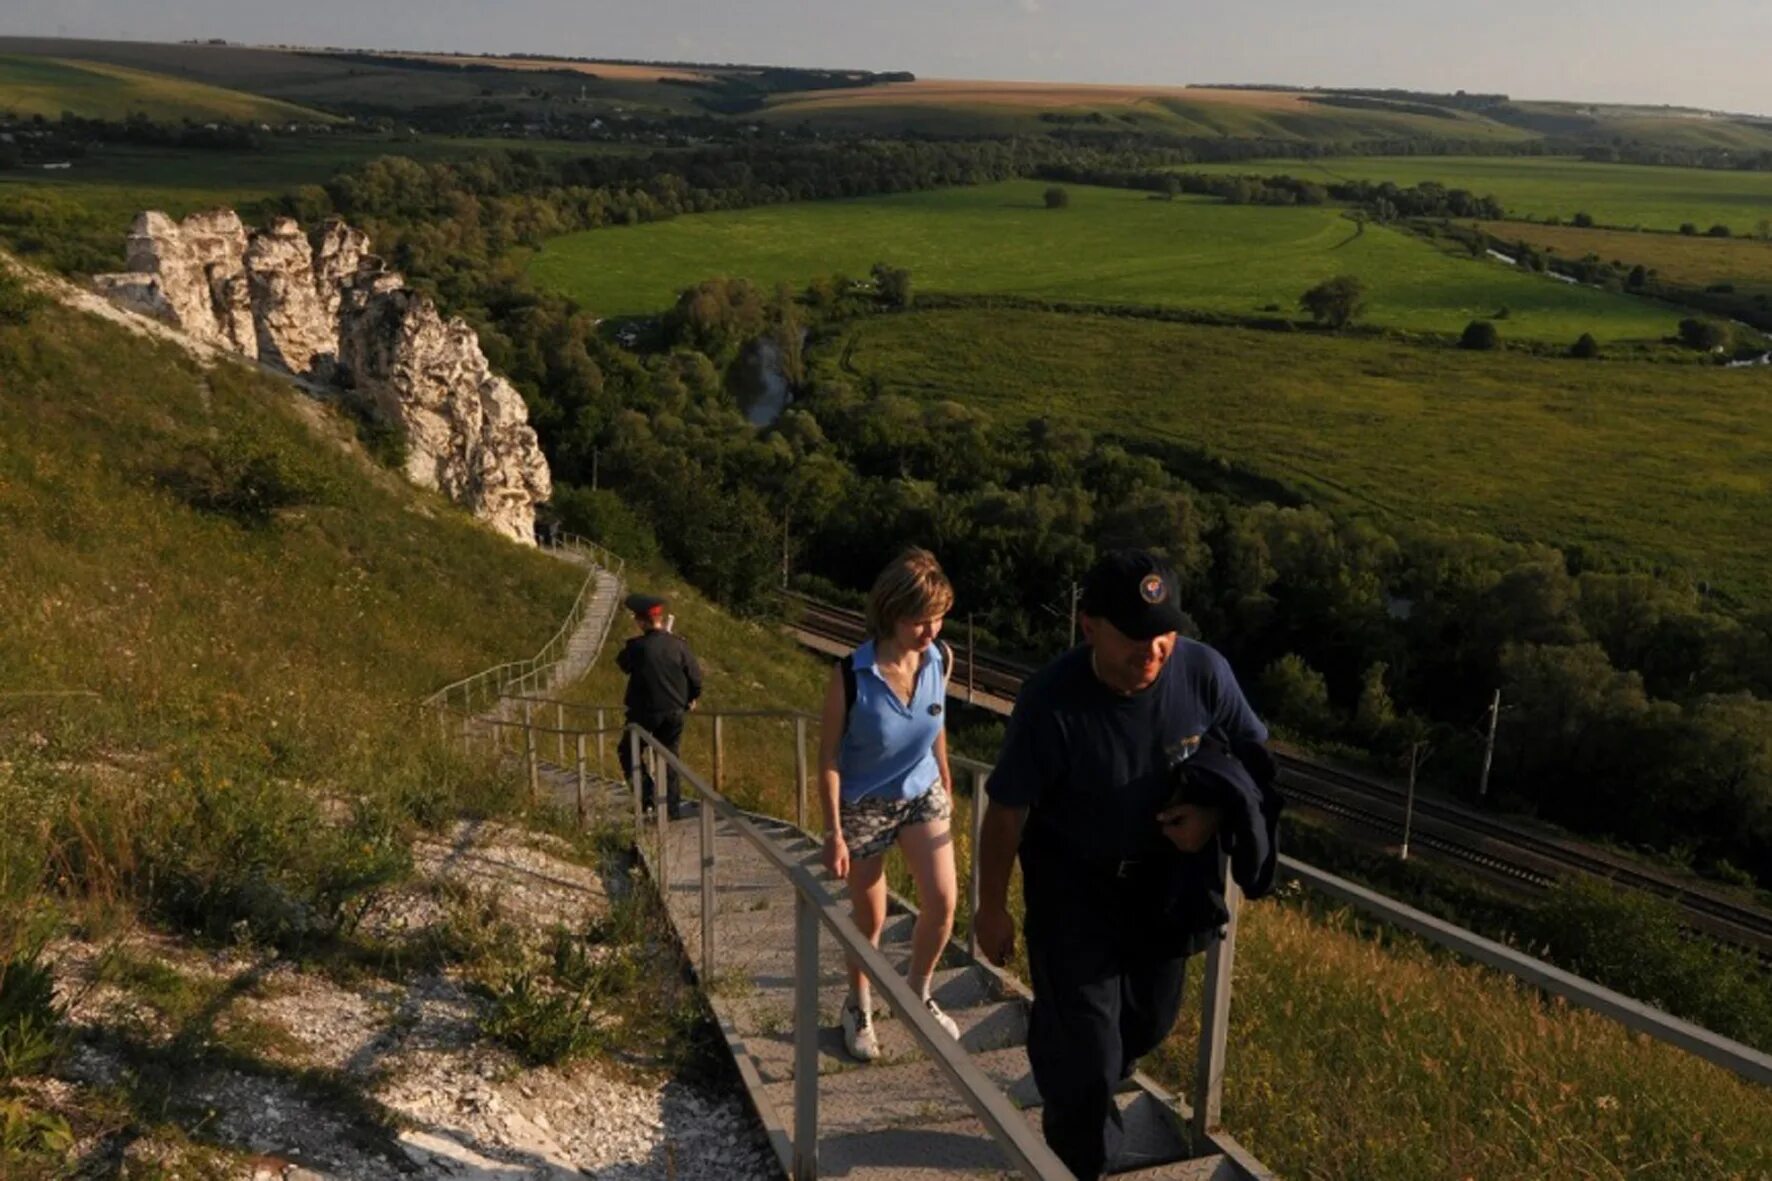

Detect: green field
832,308,1772,602
0,53,336,123
529,179,1686,341
1189,156,1772,234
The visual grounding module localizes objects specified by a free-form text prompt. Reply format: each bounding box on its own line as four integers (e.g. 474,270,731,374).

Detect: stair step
805,1091,1204,1180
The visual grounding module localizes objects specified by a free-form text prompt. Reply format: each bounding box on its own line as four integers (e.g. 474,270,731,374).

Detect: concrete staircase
532,755,1257,1180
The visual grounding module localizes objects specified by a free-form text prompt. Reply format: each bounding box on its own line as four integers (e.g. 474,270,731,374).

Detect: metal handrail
424,532,624,718
625,723,1074,1180
512,699,1772,1096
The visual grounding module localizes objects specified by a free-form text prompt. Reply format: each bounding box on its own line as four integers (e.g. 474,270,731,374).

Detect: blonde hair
865,548,955,640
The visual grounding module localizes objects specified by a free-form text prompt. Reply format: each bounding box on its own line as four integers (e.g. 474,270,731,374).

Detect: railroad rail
780,590,1772,958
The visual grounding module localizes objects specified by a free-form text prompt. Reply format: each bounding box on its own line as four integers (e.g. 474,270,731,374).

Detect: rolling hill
0,53,337,123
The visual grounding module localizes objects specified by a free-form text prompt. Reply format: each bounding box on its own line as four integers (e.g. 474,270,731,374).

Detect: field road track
780,590,1772,958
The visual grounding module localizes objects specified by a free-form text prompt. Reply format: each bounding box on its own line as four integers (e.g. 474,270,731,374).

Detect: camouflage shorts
840,784,952,862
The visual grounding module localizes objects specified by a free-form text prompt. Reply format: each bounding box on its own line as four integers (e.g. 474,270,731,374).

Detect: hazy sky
6,0,1771,116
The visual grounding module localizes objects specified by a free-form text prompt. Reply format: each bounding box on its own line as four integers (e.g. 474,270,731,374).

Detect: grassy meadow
555,578,1772,1180
833,308,1772,605
529,179,1682,340
1189,155,1772,235
0,54,336,123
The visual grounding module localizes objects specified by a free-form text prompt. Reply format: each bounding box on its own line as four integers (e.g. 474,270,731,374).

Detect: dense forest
230,144,1768,887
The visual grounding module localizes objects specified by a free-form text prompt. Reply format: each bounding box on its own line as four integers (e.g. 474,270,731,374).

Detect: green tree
1043,186,1071,209
1161,174,1182,201
1678,318,1731,352
1353,661,1398,744
1298,274,1367,329
1570,332,1600,359
1259,653,1336,735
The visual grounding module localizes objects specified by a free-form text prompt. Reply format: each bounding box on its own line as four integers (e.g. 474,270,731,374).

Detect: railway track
781,590,1772,957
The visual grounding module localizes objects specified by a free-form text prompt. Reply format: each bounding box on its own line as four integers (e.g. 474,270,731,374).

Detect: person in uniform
973,549,1282,1179
816,548,962,1061
616,592,702,820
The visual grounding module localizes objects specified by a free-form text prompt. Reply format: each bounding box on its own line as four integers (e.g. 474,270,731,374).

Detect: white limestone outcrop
92,210,550,544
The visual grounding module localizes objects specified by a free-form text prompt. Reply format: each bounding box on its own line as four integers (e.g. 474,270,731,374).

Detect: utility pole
1067,581,1081,649
1401,740,1425,861
781,504,791,588
967,613,976,704
590,447,599,491
1478,688,1501,798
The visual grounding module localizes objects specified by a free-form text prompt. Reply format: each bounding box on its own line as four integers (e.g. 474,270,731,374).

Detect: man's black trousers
1024,873,1191,1180
620,711,685,814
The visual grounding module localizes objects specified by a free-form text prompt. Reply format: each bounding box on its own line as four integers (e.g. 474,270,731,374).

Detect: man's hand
822,832,850,880
1157,803,1222,854
974,902,1017,967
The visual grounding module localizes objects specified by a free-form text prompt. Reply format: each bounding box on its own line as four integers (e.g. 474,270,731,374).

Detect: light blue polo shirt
837,639,945,804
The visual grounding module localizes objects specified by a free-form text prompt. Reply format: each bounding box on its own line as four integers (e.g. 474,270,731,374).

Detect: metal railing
452,673,1772,1181
476,696,1254,1169
424,532,624,720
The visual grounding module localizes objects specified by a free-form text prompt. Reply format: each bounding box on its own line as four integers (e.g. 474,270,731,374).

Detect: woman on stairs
817,548,962,1062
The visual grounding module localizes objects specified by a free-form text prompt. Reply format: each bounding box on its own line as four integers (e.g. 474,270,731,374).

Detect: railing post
575,732,588,830
596,708,607,776
712,714,725,795
654,748,670,895
629,727,644,837
1192,852,1239,1143
968,767,986,962
556,701,566,764
700,791,716,981
794,715,809,832
523,700,539,801
793,889,820,1181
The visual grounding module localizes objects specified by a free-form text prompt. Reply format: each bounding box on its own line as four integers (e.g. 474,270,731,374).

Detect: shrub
1459,320,1500,350
1570,332,1600,359
1706,223,1733,238
0,267,43,328
550,483,660,563
1677,317,1731,352
1571,211,1594,228
0,943,65,1080
1298,274,1367,329
1679,222,1698,236
1043,186,1070,209
155,431,339,526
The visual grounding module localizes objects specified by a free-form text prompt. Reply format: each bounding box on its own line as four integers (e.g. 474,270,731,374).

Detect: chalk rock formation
92,211,550,544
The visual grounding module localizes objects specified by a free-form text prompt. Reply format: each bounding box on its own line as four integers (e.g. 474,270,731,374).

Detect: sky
5,0,1771,116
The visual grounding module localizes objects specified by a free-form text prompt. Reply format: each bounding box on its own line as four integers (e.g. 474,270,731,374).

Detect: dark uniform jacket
617,629,703,719
989,642,1283,958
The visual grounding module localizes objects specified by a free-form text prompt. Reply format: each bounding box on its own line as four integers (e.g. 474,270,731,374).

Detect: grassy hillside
529,179,1682,340
758,81,1532,143
0,53,336,123
0,272,581,965
561,572,1771,1180
833,308,1772,604
1189,156,1772,234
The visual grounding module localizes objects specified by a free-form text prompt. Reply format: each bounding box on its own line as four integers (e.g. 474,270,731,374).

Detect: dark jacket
617,629,702,718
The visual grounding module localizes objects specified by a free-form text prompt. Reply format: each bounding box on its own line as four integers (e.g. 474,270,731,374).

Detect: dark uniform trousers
1024,857,1198,1180
619,711,686,814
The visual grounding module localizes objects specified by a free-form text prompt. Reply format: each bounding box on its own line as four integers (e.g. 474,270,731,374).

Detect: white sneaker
841,1000,880,1062
923,997,960,1039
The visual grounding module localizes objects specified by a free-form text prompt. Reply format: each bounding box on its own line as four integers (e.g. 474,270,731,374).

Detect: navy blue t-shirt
987,640,1267,870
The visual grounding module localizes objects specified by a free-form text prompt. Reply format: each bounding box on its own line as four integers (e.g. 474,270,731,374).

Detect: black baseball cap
1079,549,1186,640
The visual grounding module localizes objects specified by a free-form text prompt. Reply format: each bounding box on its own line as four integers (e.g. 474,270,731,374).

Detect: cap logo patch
1139,573,1168,604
